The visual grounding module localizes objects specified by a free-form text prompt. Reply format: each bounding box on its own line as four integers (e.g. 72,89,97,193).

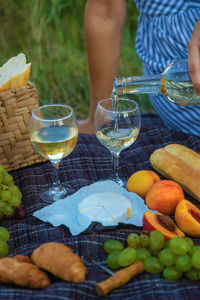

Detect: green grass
0,0,154,119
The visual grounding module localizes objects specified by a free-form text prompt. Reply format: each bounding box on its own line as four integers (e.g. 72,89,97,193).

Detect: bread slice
150,144,200,202
0,53,31,92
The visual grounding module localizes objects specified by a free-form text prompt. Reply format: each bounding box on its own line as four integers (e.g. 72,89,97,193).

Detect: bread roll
0,53,31,92
31,242,87,283
150,144,200,202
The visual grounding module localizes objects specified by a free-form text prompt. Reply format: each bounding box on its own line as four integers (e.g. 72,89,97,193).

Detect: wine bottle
113,59,200,105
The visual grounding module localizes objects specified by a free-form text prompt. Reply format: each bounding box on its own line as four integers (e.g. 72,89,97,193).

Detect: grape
175,255,192,272
10,195,21,207
144,256,163,274
185,237,195,250
107,250,121,269
15,204,26,219
184,237,194,255
0,173,3,184
0,200,5,211
140,233,150,248
0,165,5,173
186,269,200,281
158,249,176,267
149,230,165,251
169,237,189,255
1,190,12,202
191,250,200,269
163,267,182,281
0,240,9,257
8,185,20,195
3,172,14,186
192,245,200,253
0,165,23,219
104,239,124,254
136,248,151,263
0,227,10,242
127,233,140,248
117,247,137,267
2,204,14,216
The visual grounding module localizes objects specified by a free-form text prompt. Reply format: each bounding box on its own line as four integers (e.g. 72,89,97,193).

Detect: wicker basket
0,82,46,172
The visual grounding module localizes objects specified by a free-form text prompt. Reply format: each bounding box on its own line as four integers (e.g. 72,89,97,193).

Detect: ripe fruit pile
104,231,200,281
0,165,22,220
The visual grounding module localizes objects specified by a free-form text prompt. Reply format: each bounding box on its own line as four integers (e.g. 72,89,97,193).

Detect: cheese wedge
77,192,132,227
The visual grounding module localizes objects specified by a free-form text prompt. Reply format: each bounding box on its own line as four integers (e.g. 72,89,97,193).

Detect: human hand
188,19,200,95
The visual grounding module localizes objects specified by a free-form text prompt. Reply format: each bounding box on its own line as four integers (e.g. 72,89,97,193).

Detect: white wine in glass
94,97,141,186
29,104,78,203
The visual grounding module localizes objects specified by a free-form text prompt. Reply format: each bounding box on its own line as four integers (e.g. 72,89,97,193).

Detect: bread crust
150,144,200,202
0,256,50,289
31,242,87,283
0,54,31,92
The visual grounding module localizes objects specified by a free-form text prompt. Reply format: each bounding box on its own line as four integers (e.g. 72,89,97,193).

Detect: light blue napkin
33,180,156,236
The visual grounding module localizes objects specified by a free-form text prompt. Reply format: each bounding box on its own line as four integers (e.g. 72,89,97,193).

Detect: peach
175,199,200,237
126,170,160,199
143,211,185,240
145,180,184,215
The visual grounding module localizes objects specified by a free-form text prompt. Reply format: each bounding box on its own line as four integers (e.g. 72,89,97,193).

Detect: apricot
143,211,185,240
126,170,160,199
175,199,200,237
145,180,184,216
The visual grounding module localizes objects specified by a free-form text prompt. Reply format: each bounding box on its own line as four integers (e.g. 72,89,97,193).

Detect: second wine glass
94,97,141,186
29,104,78,203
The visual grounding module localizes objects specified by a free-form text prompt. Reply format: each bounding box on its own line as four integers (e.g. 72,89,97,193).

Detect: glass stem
52,162,61,190
111,151,120,181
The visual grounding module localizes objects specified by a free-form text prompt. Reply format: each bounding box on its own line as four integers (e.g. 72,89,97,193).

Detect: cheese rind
77,192,132,227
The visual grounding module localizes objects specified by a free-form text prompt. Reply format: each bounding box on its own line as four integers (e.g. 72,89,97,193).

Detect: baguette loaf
150,144,200,202
0,53,31,92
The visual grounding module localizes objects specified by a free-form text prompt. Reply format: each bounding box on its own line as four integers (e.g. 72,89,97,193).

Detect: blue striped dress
134,0,200,136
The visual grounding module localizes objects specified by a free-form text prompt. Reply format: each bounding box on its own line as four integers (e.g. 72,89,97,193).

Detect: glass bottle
113,59,200,105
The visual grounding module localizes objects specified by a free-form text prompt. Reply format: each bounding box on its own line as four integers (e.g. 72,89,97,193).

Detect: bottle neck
113,75,162,95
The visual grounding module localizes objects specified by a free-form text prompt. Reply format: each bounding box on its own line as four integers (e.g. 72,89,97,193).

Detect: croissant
0,256,50,289
31,242,87,283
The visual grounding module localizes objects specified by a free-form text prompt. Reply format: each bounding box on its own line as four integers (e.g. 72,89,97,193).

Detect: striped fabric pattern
134,0,200,136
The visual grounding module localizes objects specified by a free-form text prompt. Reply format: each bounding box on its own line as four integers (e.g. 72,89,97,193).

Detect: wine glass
94,97,141,186
29,104,78,203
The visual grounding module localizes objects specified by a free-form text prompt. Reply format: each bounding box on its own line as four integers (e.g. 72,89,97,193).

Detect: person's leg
78,0,126,134
78,118,94,134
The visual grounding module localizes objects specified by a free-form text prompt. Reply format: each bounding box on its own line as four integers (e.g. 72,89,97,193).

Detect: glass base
39,184,71,203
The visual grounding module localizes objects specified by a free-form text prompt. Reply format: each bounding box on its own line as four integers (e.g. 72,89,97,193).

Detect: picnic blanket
1,113,200,300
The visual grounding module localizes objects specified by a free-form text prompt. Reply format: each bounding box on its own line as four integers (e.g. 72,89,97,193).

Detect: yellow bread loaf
150,144,200,202
31,242,87,283
0,53,31,92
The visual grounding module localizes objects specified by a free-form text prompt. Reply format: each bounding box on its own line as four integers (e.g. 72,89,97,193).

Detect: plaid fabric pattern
1,113,200,300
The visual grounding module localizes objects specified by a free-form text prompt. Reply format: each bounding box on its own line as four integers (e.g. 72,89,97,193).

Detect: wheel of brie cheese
77,192,132,227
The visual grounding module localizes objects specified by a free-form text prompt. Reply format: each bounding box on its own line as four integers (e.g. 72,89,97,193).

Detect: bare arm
188,19,200,95
79,0,126,133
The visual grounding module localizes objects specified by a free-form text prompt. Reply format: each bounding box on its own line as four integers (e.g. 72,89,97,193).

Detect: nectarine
126,170,160,199
143,211,185,240
175,199,200,237
145,180,184,215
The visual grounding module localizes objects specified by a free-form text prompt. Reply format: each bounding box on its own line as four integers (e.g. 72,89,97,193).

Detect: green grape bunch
103,230,200,282
0,165,22,220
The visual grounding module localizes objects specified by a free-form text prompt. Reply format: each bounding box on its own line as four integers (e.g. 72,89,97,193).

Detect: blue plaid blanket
1,113,200,300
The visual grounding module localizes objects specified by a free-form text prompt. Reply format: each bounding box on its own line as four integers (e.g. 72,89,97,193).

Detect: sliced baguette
0,53,31,92
150,144,200,202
